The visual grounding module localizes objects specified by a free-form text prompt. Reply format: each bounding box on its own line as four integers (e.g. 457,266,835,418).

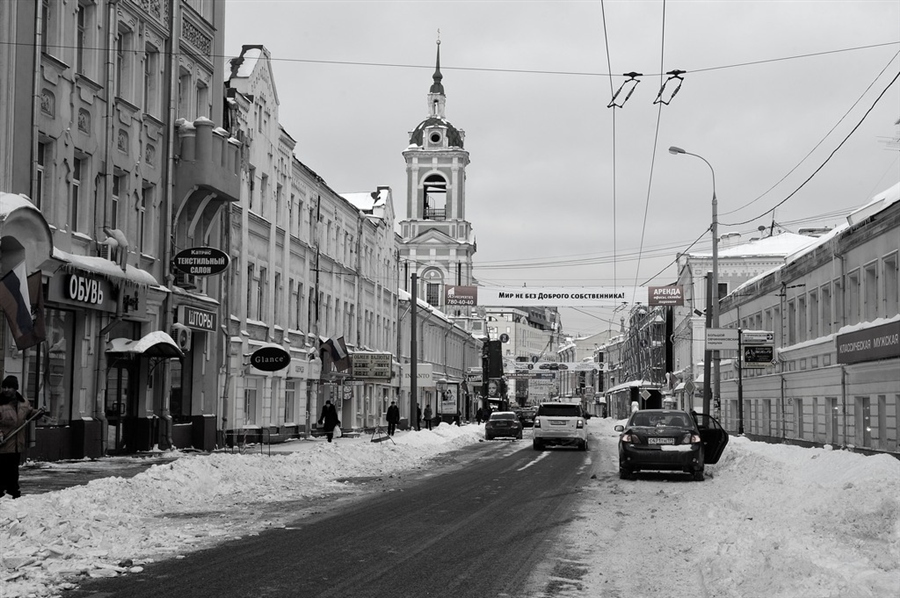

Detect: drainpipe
92,0,121,455
156,0,181,450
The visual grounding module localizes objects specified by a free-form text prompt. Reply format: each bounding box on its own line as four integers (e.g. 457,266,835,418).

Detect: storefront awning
0,192,53,274
107,331,183,358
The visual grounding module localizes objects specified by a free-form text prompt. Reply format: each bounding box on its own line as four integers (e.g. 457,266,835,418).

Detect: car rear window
490,413,516,421
537,404,581,417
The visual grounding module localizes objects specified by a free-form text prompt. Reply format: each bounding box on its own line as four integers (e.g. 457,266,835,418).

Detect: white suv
532,402,589,451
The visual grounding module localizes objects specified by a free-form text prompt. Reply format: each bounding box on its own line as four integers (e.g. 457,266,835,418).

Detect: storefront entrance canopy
107,331,183,358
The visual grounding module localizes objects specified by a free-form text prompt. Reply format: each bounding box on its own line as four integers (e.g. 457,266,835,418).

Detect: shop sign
49,272,116,312
836,321,900,365
351,352,392,379
250,345,290,372
173,247,229,276
446,285,477,306
178,305,217,331
401,363,433,388
648,285,684,306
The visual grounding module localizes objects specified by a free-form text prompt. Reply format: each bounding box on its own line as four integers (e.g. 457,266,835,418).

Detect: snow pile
1,425,483,597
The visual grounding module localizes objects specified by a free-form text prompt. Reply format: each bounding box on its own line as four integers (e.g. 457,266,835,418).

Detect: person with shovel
0,375,44,499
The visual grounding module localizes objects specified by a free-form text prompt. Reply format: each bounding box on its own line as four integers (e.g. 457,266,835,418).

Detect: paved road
70,436,600,598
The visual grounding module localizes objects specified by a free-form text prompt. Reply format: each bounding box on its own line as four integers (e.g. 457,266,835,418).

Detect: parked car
614,409,728,481
532,402,589,451
485,411,523,440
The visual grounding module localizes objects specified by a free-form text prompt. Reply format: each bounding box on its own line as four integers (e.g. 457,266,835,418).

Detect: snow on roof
0,192,39,218
342,191,384,212
53,247,160,286
690,232,819,259
846,181,900,226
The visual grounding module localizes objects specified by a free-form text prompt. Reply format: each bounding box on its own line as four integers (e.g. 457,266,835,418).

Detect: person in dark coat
476,407,484,424
317,400,340,442
416,403,422,431
385,400,400,436
0,375,43,498
423,404,433,430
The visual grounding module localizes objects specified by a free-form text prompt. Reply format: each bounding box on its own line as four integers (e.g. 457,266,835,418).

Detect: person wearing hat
385,400,400,436
0,375,44,498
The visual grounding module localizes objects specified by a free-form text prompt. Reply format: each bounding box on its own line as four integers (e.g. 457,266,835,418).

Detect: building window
285,380,296,424
847,269,860,325
864,262,878,322
258,267,267,321
35,142,48,210
26,309,76,426
140,183,152,253
116,26,134,100
246,264,254,320
110,173,124,229
195,81,209,118
76,3,86,74
423,174,447,220
884,254,899,316
426,282,441,306
70,156,83,232
787,299,796,346
244,386,257,426
797,295,807,342
821,284,832,335
808,290,819,339
274,272,281,321
178,68,191,119
144,44,160,116
40,0,51,55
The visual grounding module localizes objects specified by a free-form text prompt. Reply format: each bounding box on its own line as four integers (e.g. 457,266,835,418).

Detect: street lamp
669,146,719,416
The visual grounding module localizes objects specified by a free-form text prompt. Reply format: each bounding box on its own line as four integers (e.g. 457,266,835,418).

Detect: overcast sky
223,0,900,336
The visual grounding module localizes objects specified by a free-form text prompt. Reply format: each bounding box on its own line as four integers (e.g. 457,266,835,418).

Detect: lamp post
669,146,719,416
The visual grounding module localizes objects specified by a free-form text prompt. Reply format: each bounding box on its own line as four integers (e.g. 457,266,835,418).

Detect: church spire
429,35,444,95
428,33,446,118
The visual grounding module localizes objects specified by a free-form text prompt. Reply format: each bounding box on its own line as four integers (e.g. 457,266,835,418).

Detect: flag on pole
324,336,351,371
0,261,45,349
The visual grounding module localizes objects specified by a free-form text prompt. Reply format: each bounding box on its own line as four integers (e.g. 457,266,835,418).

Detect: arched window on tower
423,174,447,220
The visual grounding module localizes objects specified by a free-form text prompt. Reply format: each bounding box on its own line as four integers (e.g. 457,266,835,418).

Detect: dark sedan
516,407,536,427
485,411,523,440
615,409,728,481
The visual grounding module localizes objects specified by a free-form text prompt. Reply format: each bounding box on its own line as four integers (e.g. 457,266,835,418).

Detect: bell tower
399,39,477,312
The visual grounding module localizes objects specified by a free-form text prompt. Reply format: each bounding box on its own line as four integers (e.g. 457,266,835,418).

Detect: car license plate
648,437,675,444
550,420,567,426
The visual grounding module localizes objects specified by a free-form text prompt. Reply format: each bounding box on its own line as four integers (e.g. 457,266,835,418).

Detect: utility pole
410,272,418,430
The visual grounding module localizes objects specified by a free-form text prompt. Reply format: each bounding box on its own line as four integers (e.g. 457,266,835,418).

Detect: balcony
173,117,241,242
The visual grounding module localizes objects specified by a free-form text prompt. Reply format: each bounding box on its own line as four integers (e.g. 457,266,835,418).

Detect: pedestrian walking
317,400,340,442
0,376,44,499
423,404,433,430
386,400,400,436
416,403,422,431
476,406,484,424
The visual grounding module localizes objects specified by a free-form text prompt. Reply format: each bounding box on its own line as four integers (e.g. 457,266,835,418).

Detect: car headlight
621,433,636,443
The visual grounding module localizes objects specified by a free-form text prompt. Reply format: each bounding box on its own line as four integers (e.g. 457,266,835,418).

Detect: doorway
106,359,136,453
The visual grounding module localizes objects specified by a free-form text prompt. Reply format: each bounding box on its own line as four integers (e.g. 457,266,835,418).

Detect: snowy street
1,419,898,597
